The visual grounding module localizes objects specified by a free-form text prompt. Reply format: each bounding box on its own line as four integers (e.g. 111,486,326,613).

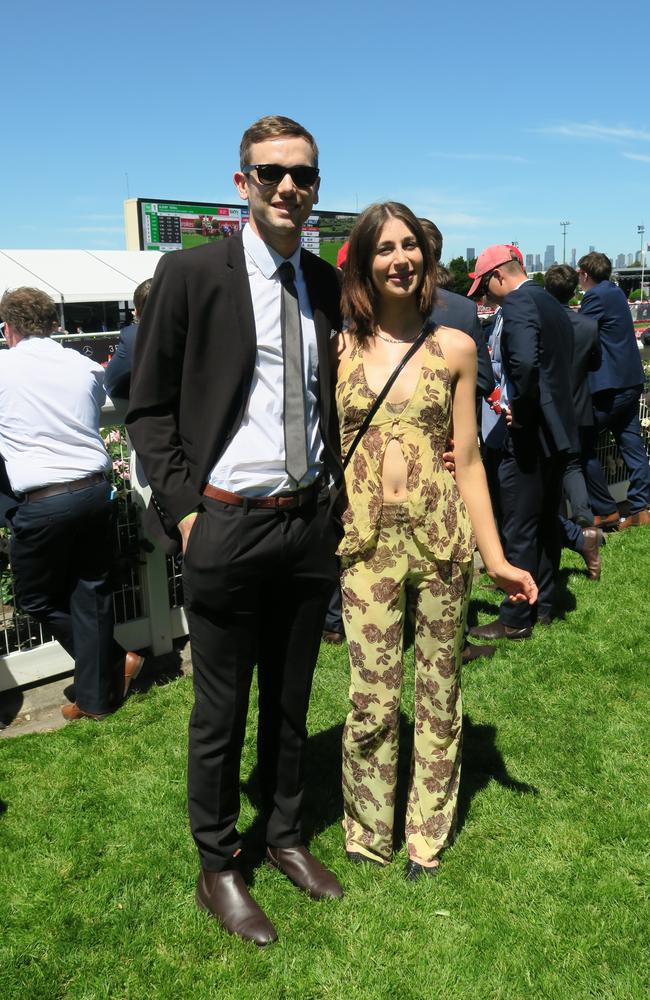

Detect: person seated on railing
105,278,152,401
0,286,144,721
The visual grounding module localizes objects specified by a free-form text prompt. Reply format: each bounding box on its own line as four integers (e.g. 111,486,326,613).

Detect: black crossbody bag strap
342,322,434,470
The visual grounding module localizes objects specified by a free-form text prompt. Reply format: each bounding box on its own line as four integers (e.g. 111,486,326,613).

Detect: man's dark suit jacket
501,281,579,454
105,322,138,400
564,308,601,427
430,289,494,397
126,233,342,541
579,280,644,393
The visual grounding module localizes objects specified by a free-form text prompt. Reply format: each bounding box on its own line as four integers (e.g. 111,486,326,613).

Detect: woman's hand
443,437,456,477
487,560,538,604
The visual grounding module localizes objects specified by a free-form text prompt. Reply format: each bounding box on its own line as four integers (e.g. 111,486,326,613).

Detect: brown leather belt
203,480,321,510
24,472,108,503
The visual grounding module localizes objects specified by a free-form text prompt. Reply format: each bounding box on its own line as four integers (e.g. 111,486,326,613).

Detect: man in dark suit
104,279,152,401
420,219,494,398
466,247,578,640
577,252,650,529
544,265,603,579
127,116,343,946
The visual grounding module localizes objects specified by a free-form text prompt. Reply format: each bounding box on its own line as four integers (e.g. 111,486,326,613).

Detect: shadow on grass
392,712,538,853
0,798,7,817
0,688,24,728
554,568,578,616
466,597,503,629
240,721,344,882
240,709,537,876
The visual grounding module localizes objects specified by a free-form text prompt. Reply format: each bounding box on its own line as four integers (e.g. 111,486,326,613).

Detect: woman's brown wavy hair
341,202,437,343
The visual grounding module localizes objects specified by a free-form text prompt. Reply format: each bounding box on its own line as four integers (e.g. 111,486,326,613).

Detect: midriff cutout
381,437,409,501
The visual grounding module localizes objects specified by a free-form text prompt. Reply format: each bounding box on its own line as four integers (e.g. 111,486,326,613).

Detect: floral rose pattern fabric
336,333,475,562
337,332,474,866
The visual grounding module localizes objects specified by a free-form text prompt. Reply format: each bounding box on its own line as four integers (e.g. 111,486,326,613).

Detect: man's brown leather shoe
266,846,344,900
619,509,650,529
469,619,532,641
61,702,110,722
322,630,344,645
195,869,277,946
462,641,496,663
123,651,145,697
593,511,620,531
580,527,603,580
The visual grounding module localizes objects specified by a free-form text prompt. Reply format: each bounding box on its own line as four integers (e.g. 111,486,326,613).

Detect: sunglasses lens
255,164,318,186
256,164,285,184
290,166,318,186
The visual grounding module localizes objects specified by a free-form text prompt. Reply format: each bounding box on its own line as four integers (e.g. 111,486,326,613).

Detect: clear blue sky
4,0,650,265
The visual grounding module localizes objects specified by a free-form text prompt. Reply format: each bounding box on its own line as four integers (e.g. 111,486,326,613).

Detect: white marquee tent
0,250,163,305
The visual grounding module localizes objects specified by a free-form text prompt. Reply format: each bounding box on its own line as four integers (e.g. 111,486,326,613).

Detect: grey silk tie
278,261,309,484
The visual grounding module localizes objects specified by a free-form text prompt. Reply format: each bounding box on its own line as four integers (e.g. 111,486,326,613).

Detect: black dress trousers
183,487,338,872
497,428,566,626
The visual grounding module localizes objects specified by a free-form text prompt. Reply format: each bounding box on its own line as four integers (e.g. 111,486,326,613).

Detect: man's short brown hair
239,115,319,169
544,265,579,305
0,287,59,338
577,252,612,283
419,218,443,263
133,278,152,316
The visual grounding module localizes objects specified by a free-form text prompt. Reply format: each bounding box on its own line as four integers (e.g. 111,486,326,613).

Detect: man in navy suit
544,265,603,579
467,246,578,640
104,279,152,401
577,252,650,529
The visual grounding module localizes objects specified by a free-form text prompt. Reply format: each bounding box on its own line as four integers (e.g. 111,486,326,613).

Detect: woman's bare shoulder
435,325,477,375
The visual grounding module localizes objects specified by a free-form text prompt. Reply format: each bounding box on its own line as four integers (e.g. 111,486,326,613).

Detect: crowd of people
0,114,648,948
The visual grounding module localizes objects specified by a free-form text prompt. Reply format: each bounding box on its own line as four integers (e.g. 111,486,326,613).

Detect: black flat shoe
346,850,384,867
404,859,439,880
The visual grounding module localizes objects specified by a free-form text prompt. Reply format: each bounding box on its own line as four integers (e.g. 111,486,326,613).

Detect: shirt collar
242,222,302,280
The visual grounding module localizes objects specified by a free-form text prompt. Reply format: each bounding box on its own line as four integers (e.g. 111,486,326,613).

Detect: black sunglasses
242,163,319,188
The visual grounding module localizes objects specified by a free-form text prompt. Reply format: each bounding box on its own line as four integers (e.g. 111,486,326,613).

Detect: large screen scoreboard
124,198,356,261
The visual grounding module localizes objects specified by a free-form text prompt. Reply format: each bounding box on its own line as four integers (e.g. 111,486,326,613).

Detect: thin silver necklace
374,329,419,344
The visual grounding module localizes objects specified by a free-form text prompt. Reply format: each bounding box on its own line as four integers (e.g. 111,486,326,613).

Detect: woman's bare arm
437,327,537,604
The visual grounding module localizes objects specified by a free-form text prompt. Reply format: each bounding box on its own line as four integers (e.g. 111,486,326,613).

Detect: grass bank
1,529,648,1000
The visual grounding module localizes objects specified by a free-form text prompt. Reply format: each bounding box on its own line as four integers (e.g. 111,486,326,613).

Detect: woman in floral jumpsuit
335,203,537,878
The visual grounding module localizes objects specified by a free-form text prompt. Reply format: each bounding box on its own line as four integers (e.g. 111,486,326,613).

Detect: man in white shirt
127,116,343,945
0,287,142,720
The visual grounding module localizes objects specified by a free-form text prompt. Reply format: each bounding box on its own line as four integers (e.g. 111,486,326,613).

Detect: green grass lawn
1,529,649,1000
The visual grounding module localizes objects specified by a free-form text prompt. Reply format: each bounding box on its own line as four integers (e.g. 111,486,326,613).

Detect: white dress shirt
209,224,324,496
0,336,111,492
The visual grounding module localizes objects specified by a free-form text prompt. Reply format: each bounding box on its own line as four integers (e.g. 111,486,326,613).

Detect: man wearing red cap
466,246,578,638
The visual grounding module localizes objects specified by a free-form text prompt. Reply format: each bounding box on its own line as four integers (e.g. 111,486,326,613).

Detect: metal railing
0,402,187,693
0,397,649,694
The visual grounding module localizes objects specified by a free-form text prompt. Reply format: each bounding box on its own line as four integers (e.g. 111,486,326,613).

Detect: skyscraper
571,249,576,267
616,254,626,268
466,247,476,264
534,254,542,271
525,253,534,270
544,245,556,270
589,245,595,253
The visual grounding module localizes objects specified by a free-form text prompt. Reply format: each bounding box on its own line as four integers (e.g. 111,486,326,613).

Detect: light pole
637,224,645,300
560,221,571,264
